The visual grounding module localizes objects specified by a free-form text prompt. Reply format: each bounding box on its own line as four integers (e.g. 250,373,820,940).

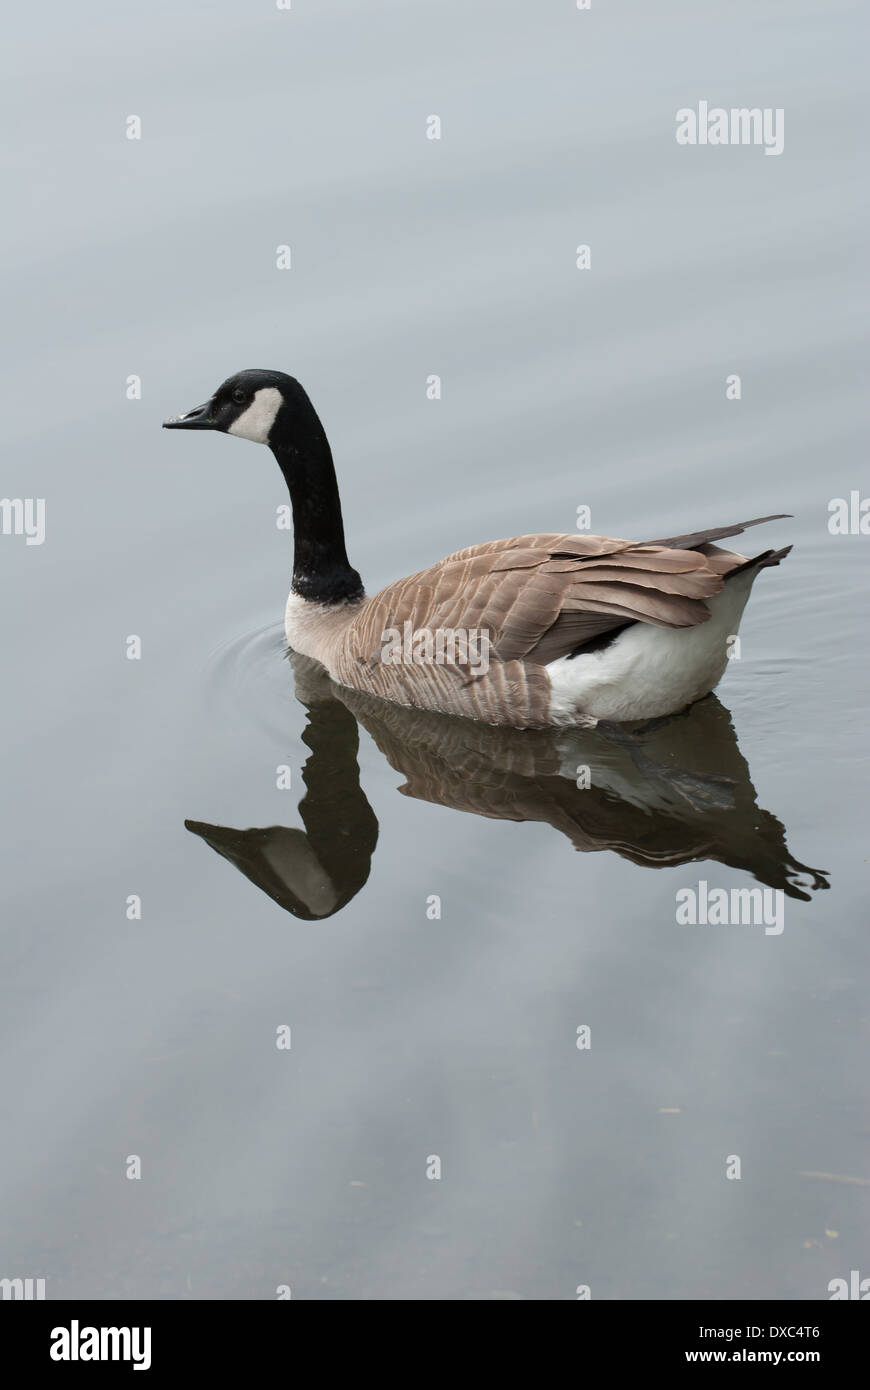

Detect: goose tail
724,544,793,580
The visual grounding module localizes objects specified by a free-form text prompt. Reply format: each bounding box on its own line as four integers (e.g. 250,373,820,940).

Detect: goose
164,368,791,729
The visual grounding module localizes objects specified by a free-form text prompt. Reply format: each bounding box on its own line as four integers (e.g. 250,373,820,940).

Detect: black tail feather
724,544,793,579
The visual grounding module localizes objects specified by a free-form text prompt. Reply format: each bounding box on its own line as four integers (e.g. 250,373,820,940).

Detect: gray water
1,0,867,1300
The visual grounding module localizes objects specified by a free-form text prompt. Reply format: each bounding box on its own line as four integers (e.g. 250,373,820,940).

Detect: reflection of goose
185,655,828,919
165,368,792,727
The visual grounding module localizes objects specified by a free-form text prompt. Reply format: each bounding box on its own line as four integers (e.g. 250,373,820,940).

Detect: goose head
164,367,363,603
163,368,312,448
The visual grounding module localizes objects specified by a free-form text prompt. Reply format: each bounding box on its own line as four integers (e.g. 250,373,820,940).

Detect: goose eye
231,387,247,405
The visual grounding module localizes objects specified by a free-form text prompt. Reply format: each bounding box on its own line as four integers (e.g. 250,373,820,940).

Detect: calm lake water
1,1,867,1299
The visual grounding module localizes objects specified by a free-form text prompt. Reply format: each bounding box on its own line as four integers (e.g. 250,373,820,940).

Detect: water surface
1,0,866,1299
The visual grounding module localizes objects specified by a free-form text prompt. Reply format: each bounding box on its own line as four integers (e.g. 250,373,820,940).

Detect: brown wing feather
331,520,787,723
641,514,790,551
347,530,729,660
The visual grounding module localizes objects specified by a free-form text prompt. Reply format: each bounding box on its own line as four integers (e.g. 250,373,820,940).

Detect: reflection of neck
271,435,363,604
185,692,379,920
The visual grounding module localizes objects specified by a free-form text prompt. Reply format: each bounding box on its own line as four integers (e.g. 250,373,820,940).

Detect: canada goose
164,369,792,729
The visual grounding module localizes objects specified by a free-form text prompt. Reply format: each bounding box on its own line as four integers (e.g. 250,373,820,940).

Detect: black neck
271,412,363,604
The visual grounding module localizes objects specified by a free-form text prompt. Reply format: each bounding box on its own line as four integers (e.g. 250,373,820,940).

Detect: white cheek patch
228,386,283,443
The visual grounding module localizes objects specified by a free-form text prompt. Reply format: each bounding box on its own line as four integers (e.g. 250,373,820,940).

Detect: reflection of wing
321,669,827,901
183,655,828,921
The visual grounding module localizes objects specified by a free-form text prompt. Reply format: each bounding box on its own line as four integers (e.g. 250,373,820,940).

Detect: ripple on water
203,620,299,744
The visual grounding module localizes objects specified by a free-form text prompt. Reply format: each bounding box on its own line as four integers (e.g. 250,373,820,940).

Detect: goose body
165,369,791,730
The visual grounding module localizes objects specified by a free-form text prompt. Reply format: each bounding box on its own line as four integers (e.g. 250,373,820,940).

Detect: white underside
545,569,757,724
